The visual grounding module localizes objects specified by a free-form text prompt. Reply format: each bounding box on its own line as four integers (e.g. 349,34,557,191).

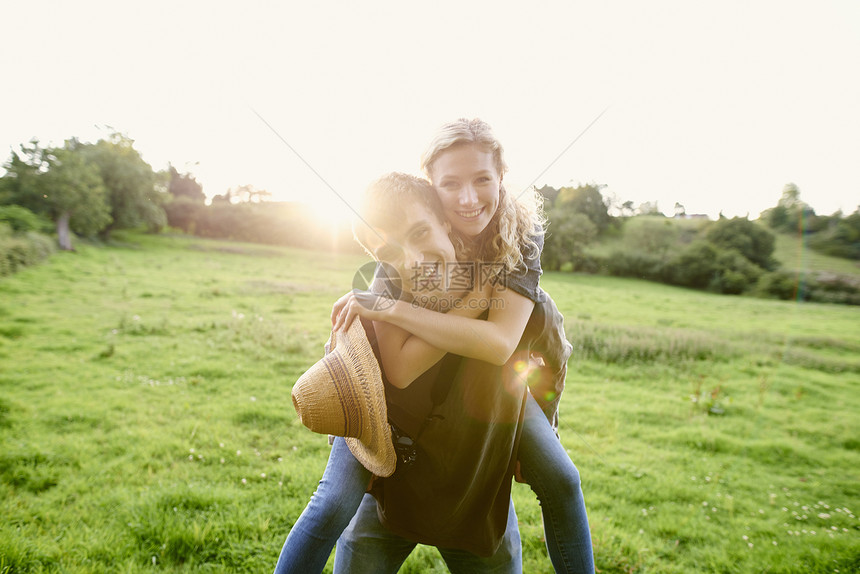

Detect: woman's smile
430,144,501,238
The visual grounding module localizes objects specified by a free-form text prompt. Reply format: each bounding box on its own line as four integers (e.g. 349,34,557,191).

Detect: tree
637,201,661,216
555,183,611,234
620,200,635,217
227,184,272,204
761,183,816,233
163,166,206,233
76,133,165,237
2,140,111,250
45,147,112,249
542,208,597,271
167,166,205,203
536,185,560,208
779,182,801,207
0,140,49,213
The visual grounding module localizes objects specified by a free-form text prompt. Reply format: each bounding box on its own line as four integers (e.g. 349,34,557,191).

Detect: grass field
1,232,858,573
771,232,860,278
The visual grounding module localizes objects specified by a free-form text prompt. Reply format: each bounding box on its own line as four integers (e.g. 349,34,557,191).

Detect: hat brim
336,319,396,477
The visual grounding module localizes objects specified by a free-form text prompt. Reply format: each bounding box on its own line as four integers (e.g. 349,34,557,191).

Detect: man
328,173,571,573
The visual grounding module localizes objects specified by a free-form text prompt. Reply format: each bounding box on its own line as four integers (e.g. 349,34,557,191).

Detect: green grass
1,232,858,573
772,231,860,278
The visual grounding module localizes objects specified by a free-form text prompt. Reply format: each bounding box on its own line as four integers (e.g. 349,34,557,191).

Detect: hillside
772,231,860,278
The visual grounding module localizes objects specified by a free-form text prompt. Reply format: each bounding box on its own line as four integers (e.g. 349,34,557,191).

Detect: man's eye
376,248,397,261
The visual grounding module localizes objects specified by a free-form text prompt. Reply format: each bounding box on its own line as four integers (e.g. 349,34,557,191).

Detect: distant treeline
1,135,858,303
165,195,359,253
539,183,860,305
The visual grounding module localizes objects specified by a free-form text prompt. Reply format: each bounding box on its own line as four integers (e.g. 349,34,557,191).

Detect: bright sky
2,1,858,221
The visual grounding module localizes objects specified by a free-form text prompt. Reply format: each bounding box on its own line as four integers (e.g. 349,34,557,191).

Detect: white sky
2,0,858,220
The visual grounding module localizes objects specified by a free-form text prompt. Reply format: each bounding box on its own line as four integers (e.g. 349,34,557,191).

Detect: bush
570,252,602,274
0,224,55,277
705,217,777,270
603,250,666,282
668,241,720,289
754,270,860,305
806,272,860,305
666,243,766,295
709,250,762,294
0,205,52,233
164,196,205,233
806,209,860,260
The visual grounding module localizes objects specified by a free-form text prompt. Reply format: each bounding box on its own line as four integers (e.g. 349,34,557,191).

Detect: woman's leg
519,393,595,574
273,437,372,574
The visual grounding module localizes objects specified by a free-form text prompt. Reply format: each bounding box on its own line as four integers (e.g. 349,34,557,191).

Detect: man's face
364,201,457,299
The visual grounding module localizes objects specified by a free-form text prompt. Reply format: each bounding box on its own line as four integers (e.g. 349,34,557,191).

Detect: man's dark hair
352,172,446,257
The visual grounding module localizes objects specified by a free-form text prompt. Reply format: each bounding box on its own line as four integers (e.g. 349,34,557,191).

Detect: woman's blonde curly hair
420,118,545,278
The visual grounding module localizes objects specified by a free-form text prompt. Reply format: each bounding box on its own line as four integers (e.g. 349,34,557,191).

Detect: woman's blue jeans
519,392,595,574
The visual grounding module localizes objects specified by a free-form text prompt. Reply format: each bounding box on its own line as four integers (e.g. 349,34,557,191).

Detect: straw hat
291,318,395,477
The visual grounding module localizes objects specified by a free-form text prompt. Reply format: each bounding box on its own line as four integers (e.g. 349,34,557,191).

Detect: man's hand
514,460,526,484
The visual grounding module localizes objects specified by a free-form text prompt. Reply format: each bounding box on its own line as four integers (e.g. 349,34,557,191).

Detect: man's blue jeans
331,394,594,574
273,437,522,573
273,394,593,573
333,494,522,574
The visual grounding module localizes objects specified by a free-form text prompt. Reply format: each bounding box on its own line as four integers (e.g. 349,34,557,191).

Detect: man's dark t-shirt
362,296,565,556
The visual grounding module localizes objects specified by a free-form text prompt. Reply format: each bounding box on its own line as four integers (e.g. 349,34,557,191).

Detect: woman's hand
332,290,396,332
330,291,353,326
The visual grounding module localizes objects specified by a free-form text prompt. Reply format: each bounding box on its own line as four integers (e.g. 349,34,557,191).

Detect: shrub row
595,248,860,305
755,270,860,305
163,200,361,253
599,241,763,296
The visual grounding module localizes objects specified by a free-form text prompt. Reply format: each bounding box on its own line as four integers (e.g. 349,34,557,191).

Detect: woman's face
429,144,501,239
